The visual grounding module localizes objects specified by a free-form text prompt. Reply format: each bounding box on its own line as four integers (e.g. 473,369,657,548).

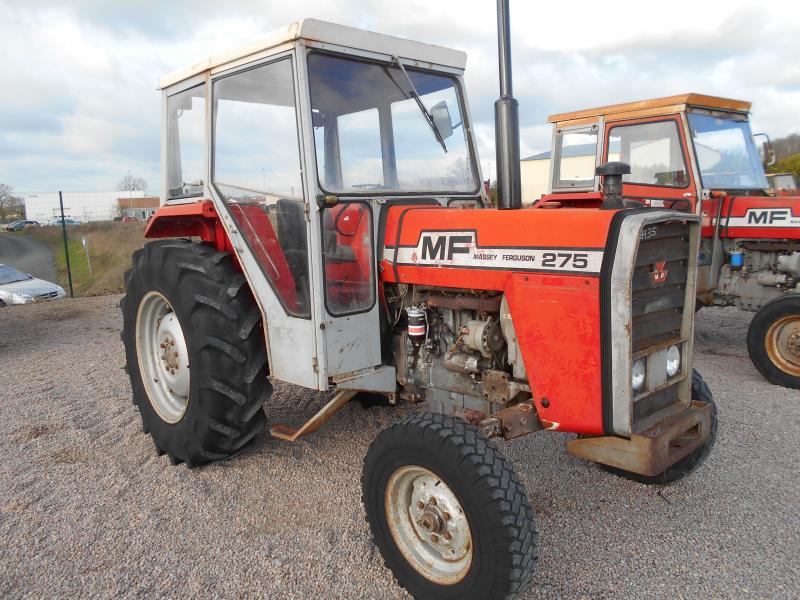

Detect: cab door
603,116,698,212
207,51,321,389
295,46,383,382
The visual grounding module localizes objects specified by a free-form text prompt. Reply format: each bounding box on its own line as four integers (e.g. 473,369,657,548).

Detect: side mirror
430,101,454,140
753,132,776,167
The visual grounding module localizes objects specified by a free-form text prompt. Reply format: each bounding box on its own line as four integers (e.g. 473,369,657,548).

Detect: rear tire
121,239,269,467
601,369,717,485
747,295,800,389
362,413,537,600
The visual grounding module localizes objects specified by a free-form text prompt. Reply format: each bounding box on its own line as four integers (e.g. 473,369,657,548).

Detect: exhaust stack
495,0,522,210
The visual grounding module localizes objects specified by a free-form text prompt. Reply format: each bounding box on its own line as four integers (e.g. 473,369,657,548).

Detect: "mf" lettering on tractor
747,209,789,225
421,232,474,261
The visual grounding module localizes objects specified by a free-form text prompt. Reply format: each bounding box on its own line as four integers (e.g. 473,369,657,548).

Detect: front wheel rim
384,465,473,585
136,291,190,423
765,314,800,377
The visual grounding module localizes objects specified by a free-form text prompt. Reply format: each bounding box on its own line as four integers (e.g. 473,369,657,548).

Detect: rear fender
144,201,234,255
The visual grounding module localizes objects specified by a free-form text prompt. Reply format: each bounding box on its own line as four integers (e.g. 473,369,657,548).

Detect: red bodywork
700,194,800,240
145,201,233,253
381,205,618,435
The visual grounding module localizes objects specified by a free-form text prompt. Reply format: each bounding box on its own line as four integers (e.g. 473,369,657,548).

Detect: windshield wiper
390,56,447,153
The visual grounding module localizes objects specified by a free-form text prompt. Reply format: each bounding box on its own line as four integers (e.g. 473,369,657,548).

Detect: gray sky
1,0,798,193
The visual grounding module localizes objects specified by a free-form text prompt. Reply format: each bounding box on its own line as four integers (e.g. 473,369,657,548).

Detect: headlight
666,345,681,377
10,293,33,304
632,358,646,392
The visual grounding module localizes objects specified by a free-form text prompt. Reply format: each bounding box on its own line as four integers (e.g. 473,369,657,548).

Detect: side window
212,58,310,318
322,202,375,315
553,127,598,189
609,121,688,187
166,84,206,199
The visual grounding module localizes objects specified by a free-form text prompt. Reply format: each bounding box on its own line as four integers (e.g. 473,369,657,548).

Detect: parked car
6,220,40,232
45,217,80,227
0,265,67,306
2,220,22,231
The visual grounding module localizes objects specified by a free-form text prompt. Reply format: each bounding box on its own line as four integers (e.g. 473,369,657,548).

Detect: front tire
121,240,269,467
747,295,800,389
602,369,717,485
362,413,537,600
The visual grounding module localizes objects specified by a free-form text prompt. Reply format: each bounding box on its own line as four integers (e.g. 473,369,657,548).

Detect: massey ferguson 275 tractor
541,94,800,389
121,6,716,599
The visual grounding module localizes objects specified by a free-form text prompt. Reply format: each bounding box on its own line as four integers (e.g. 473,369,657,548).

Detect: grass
28,222,148,297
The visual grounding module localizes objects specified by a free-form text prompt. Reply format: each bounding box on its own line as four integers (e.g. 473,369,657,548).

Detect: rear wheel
362,413,537,600
121,239,269,467
602,369,717,485
747,295,800,389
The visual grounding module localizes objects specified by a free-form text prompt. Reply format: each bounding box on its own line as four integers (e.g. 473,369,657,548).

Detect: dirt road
0,232,56,283
0,296,797,598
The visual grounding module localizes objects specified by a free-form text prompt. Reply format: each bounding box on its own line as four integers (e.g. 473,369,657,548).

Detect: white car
0,265,67,306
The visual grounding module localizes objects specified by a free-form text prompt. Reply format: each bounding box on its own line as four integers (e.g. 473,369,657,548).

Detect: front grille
631,221,690,353
36,291,59,299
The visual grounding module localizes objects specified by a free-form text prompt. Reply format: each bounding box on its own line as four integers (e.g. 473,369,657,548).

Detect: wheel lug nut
442,512,451,521
416,501,425,510
428,497,437,506
444,531,452,541
430,533,439,543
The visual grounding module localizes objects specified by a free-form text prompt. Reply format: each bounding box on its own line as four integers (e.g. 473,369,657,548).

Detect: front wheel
747,295,800,389
362,413,537,600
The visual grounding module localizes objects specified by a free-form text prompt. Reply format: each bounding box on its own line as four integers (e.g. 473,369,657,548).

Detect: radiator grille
631,221,690,353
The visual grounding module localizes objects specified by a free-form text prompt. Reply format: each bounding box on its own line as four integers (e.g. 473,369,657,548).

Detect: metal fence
0,190,158,305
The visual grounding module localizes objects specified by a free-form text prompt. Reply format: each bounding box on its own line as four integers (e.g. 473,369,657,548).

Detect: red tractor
540,94,800,389
121,6,716,599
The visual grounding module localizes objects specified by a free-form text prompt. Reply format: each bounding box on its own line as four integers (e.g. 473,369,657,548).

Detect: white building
24,191,146,223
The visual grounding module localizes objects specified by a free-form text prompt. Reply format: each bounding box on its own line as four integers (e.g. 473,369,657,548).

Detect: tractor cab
156,19,486,390
536,94,769,213
538,93,773,211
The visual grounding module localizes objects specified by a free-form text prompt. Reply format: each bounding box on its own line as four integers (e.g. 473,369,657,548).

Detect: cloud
0,0,798,192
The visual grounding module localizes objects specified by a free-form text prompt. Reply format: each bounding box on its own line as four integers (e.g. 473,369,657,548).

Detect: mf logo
650,261,669,287
746,208,790,225
419,231,475,261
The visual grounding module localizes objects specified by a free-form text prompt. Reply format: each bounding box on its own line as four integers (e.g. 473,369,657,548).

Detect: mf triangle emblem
650,261,669,287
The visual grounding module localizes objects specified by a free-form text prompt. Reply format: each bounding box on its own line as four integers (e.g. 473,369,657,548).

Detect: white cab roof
159,19,467,89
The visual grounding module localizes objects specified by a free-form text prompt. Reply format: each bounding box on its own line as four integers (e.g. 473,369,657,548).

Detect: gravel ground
0,295,798,599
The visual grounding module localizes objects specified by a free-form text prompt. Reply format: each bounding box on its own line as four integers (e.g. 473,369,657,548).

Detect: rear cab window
166,83,206,200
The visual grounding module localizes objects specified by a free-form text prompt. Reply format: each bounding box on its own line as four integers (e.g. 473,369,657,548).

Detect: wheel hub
136,292,190,423
787,330,800,358
385,465,473,585
766,314,800,376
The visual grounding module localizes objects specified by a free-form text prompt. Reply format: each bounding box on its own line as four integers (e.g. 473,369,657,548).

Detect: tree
117,172,148,193
767,153,800,183
772,134,800,162
0,183,23,221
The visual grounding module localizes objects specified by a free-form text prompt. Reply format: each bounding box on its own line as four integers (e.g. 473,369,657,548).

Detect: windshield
0,266,31,284
307,53,477,194
688,113,768,190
